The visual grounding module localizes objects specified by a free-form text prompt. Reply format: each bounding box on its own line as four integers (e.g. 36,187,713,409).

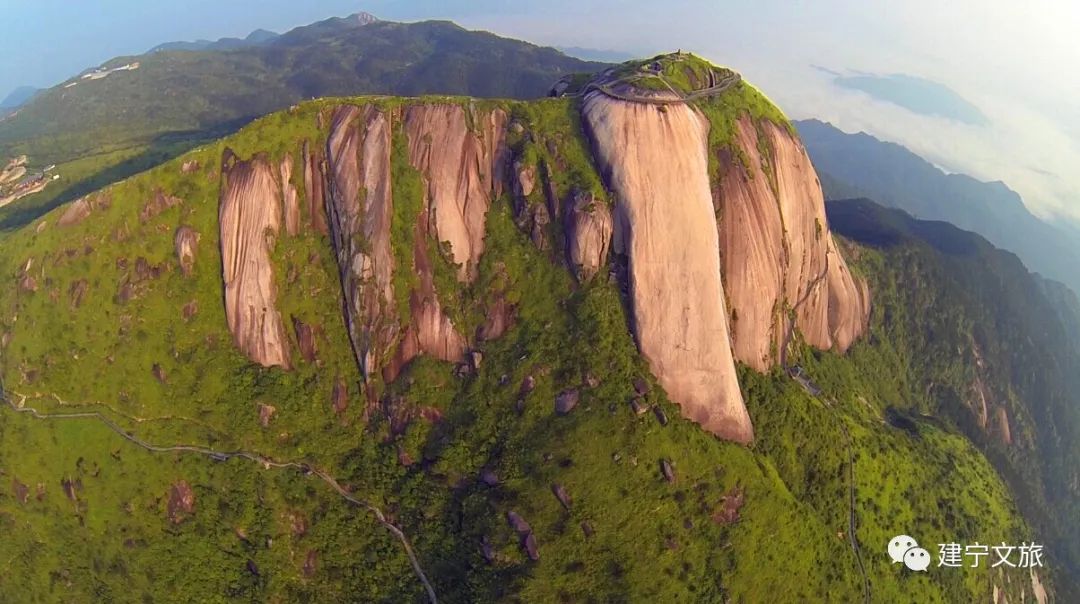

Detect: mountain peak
352,11,379,26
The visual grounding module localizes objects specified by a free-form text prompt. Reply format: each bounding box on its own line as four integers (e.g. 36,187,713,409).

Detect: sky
3,0,1079,227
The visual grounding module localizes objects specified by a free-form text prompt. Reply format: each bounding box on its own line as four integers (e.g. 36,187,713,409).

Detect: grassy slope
0,95,1039,602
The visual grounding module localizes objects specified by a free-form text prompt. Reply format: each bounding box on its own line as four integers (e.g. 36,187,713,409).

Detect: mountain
796,118,1080,296
0,15,606,233
828,199,1080,599
0,86,41,111
0,14,602,165
0,52,1062,602
149,28,280,53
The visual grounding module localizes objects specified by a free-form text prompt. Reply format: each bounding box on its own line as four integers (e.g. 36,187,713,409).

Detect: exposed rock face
555,389,580,415
325,106,399,379
182,300,198,322
303,141,328,234
292,317,318,363
218,150,292,369
478,294,514,341
565,190,613,281
280,154,301,236
995,407,1013,446
58,193,109,227
715,116,869,369
174,226,199,276
583,91,752,443
404,104,508,281
140,189,182,223
167,480,195,524
331,378,349,417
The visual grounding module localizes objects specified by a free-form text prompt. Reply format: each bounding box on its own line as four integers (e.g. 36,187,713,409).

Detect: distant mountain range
148,28,280,53
0,86,41,111
796,118,1080,296
0,13,605,167
145,12,382,53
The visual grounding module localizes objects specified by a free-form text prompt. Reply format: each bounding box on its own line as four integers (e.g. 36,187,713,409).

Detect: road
0,385,439,604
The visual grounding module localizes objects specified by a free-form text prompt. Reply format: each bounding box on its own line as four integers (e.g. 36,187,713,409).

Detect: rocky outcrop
303,141,328,234
404,104,508,281
219,150,292,369
140,189,182,223
174,226,199,276
292,317,318,363
167,480,195,524
583,90,753,444
58,193,110,227
326,106,399,379
715,116,869,369
995,407,1013,446
281,154,301,236
68,279,89,308
565,190,613,281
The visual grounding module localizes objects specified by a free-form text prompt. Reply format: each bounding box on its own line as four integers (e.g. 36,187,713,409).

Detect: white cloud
445,0,1080,226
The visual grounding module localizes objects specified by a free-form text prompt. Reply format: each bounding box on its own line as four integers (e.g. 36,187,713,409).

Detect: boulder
68,279,88,308
174,226,200,276
551,483,572,510
181,160,200,174
565,190,613,281
167,480,195,524
303,550,318,578
258,403,276,428
140,189,182,223
555,389,580,415
182,300,198,322
506,511,532,535
331,378,348,417
292,317,318,363
521,532,540,561
653,406,669,426
660,459,676,483
479,468,500,487
478,295,514,341
58,193,109,227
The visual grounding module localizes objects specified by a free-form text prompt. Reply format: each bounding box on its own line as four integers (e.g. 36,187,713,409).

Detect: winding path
780,254,869,603
0,385,439,604
824,395,871,604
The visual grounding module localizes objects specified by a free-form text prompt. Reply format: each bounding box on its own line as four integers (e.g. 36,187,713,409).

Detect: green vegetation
0,96,1057,603
0,19,606,234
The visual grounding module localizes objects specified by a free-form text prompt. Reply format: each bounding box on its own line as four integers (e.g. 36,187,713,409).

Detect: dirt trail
0,385,439,604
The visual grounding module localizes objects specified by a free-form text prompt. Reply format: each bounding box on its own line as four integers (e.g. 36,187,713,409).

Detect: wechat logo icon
889,534,931,572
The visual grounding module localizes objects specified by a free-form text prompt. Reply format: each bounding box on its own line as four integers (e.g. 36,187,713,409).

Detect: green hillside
0,17,604,233
0,79,1063,602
